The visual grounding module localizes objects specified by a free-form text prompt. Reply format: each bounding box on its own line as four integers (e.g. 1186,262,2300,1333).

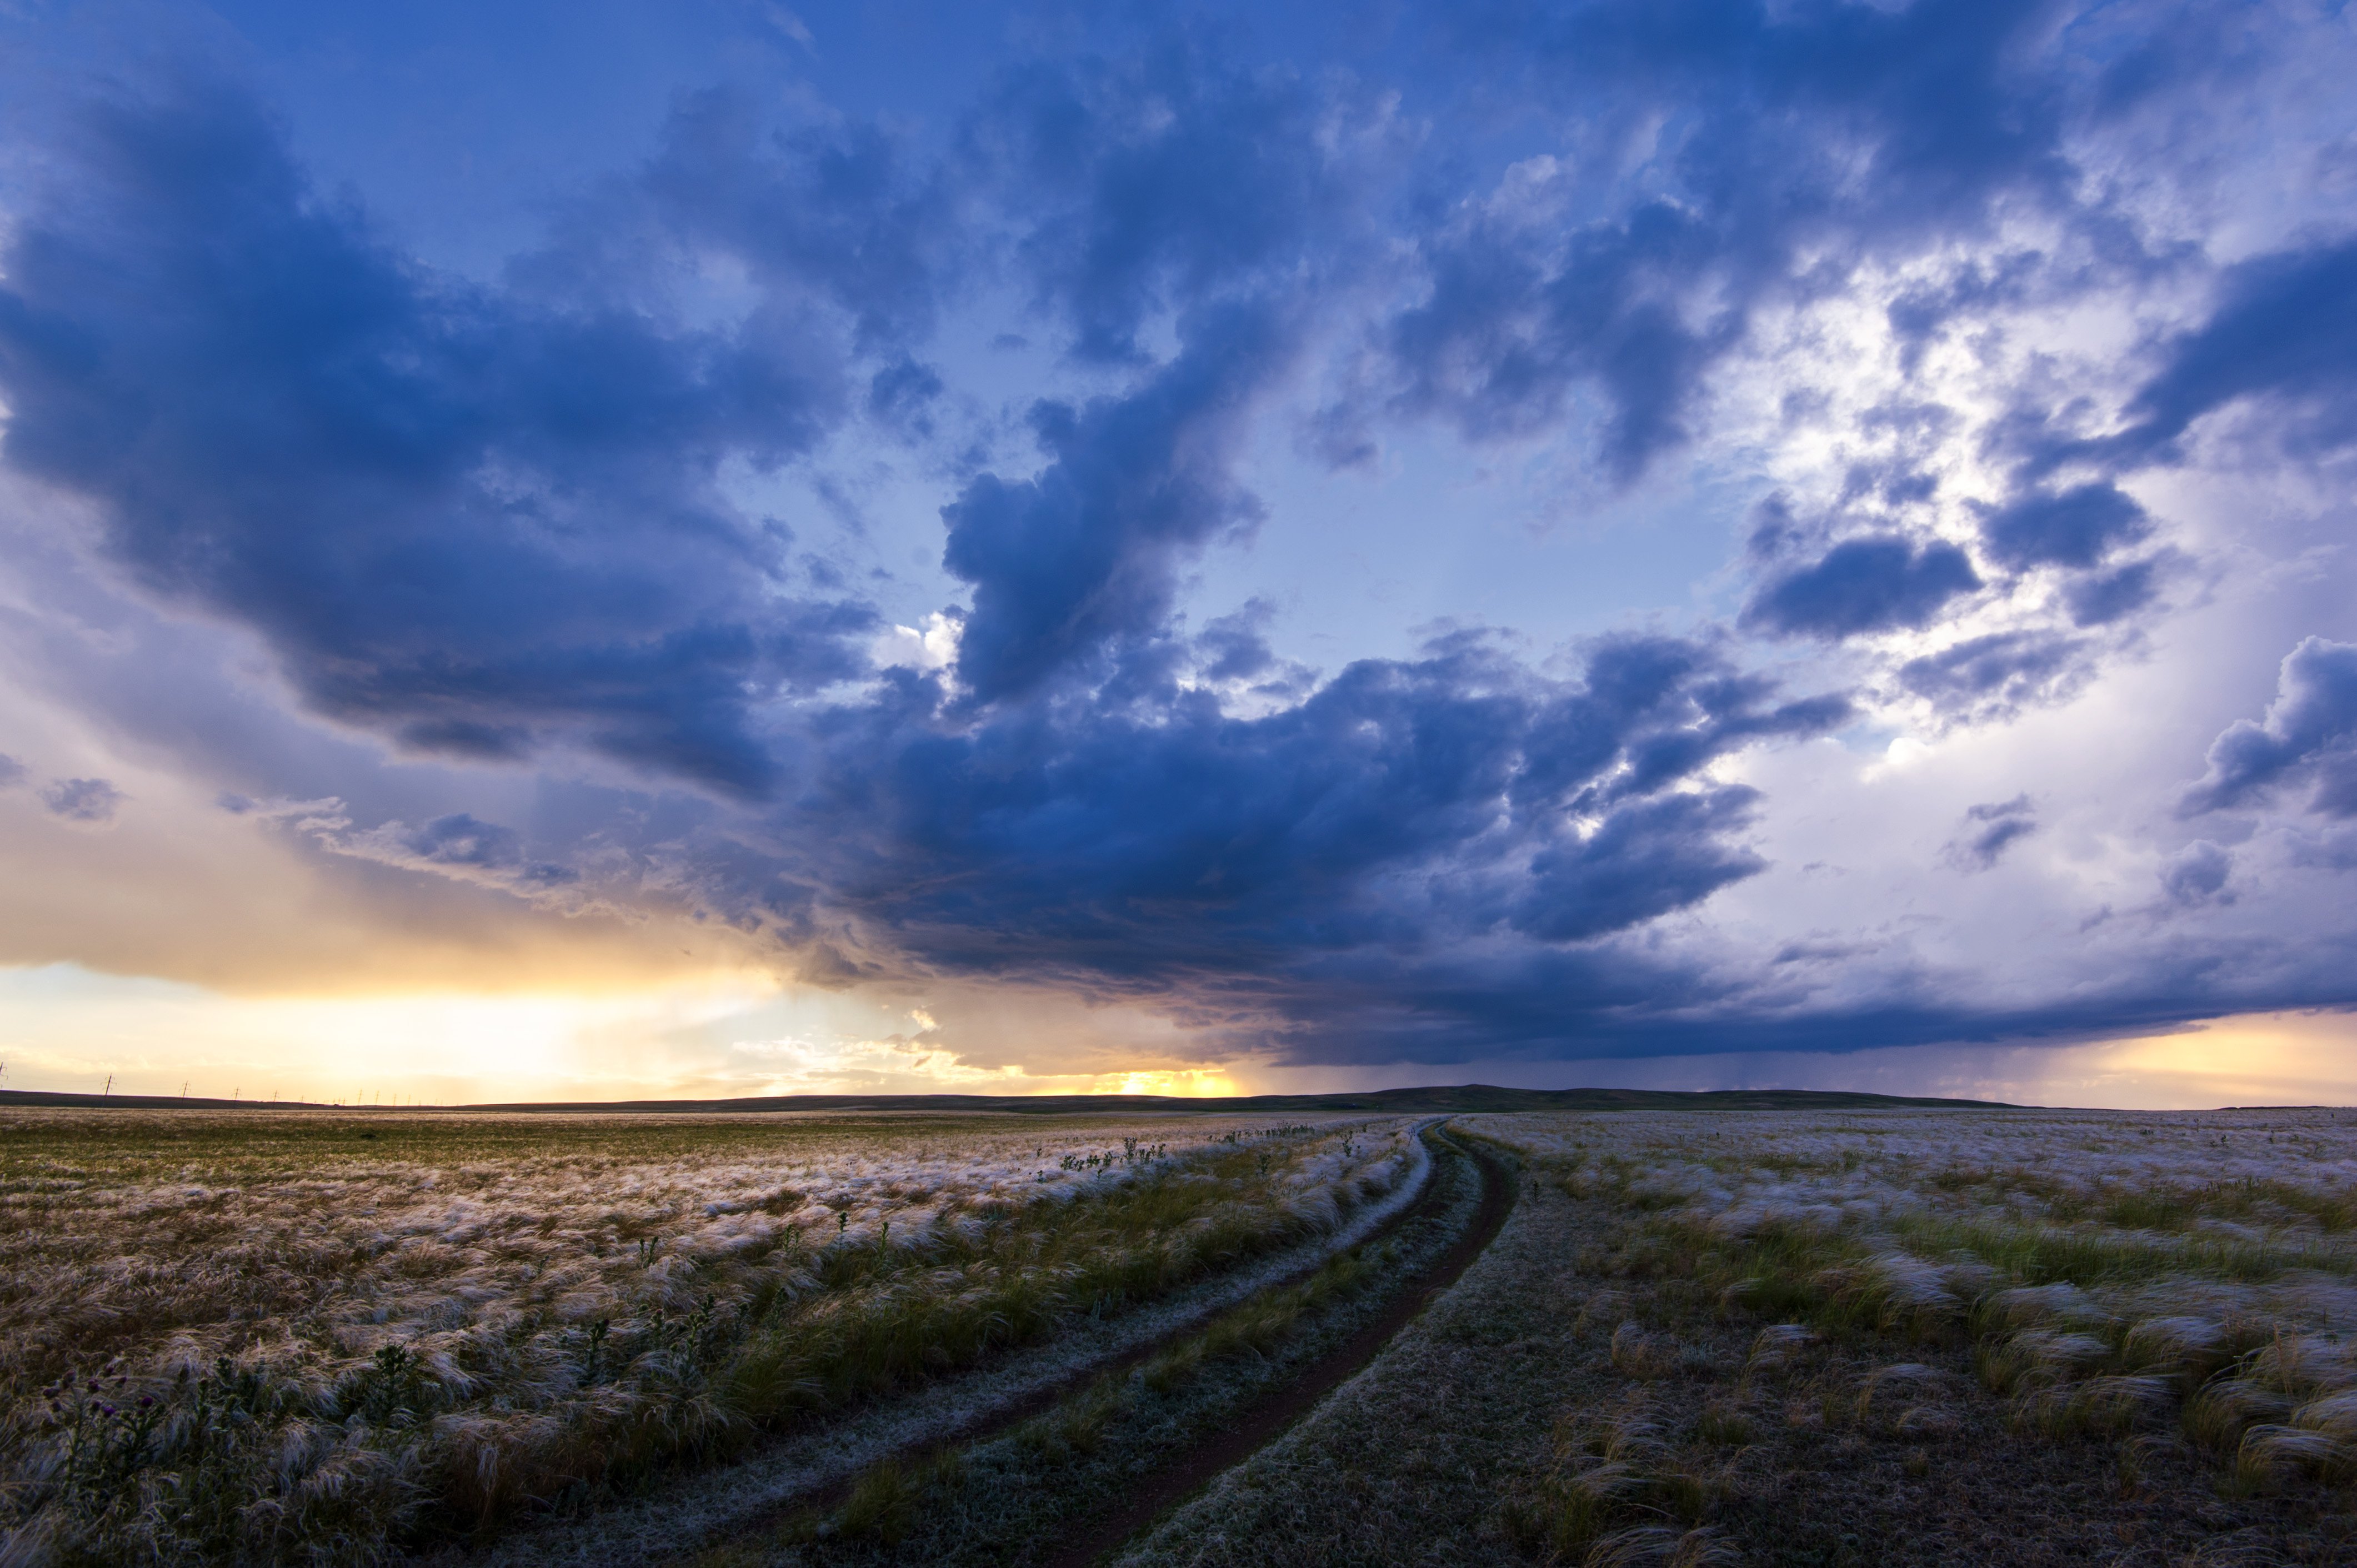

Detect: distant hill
0,1090,327,1110
0,1084,2009,1114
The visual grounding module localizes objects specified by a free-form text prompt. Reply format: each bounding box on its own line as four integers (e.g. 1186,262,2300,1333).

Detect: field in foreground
1123,1106,2357,1566
0,1108,1414,1565
17,1100,2357,1567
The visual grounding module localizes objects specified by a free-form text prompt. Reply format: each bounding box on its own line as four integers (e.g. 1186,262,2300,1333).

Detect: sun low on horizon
5,0,2357,1111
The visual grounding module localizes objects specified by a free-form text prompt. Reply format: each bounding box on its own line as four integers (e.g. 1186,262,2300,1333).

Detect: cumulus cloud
2063,560,2162,629
972,49,1355,365
1192,600,1282,685
40,777,123,823
2160,840,2234,906
1743,537,1980,640
2182,638,2357,819
940,301,1289,702
1898,632,2090,719
2100,240,2357,467
1374,0,2115,483
0,75,1881,1056
0,82,877,798
1978,484,2151,573
776,633,1850,1028
1945,796,2036,871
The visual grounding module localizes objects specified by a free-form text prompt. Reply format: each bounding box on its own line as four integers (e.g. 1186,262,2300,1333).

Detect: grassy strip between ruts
685,1129,1487,1568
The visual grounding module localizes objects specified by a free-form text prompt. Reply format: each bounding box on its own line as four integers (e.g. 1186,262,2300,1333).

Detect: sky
2,0,2356,1108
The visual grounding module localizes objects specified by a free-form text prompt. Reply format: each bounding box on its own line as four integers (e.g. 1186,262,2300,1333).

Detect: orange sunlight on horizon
2,960,2352,1110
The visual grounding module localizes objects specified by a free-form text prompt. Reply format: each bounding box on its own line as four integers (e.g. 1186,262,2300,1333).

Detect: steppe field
8,1100,2357,1566
0,1106,1431,1566
1142,1105,2357,1568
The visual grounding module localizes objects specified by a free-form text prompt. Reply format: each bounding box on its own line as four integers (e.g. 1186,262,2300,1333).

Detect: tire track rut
1037,1127,1516,1568
673,1123,1475,1562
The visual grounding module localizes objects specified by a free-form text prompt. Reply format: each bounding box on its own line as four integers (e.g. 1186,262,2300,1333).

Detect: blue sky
3,0,2356,1105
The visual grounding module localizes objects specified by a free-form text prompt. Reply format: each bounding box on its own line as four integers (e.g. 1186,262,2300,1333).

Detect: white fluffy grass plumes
1476,1105,2357,1493
0,1109,1413,1563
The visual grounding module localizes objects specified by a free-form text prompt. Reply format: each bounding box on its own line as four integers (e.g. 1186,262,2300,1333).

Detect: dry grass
33,1103,2357,1564
1487,1104,2357,1496
682,1128,1487,1568
1117,1108,2357,1567
0,1108,1413,1564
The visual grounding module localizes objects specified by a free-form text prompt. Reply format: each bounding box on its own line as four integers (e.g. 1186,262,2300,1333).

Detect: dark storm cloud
1978,484,2151,572
1742,537,1981,640
0,83,878,797
602,86,957,352
966,49,1350,364
2182,638,2357,819
867,358,947,440
1385,199,1738,480
784,634,1850,1012
940,301,1289,703
1382,0,2086,479
0,78,1884,1060
2063,560,2161,629
2100,239,2357,466
924,46,1371,703
1192,600,1282,685
1510,789,1764,942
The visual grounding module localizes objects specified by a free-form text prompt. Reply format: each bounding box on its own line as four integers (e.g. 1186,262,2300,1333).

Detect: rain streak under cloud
2,0,2356,1104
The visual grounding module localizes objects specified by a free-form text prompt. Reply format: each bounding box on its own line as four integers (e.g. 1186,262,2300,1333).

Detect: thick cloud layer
3,0,2356,1074
0,87,874,796
790,634,1845,1002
